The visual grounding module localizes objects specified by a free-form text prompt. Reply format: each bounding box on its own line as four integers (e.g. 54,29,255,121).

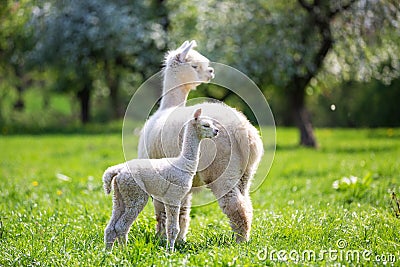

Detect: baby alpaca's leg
114,193,148,246
177,193,192,242
104,179,125,250
165,204,180,252
154,199,166,238
114,175,149,246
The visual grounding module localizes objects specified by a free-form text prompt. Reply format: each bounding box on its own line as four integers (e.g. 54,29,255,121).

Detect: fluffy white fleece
103,109,219,251
106,40,263,243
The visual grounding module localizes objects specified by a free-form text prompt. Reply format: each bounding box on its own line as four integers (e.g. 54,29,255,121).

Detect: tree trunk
105,60,122,119
293,105,318,147
13,90,25,111
289,85,318,148
154,0,169,32
13,65,25,111
77,84,91,124
290,0,356,147
109,81,120,119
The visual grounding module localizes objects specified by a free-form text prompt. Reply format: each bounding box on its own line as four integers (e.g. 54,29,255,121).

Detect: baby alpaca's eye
191,65,198,69
203,123,210,128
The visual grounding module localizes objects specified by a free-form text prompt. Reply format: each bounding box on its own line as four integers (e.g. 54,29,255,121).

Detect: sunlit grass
0,128,399,265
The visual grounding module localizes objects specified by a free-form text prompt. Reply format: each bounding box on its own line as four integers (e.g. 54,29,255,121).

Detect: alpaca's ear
189,40,197,48
193,108,202,120
177,41,189,51
178,40,197,62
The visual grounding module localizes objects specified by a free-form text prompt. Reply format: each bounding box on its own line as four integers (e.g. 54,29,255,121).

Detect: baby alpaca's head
192,108,219,139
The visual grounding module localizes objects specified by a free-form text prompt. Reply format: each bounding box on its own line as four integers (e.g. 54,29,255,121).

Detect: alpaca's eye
203,124,210,128
191,65,198,69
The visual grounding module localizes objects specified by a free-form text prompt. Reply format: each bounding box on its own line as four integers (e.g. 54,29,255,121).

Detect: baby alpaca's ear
193,108,202,120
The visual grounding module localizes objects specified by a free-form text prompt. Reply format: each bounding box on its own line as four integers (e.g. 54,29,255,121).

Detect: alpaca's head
164,40,215,90
192,108,219,139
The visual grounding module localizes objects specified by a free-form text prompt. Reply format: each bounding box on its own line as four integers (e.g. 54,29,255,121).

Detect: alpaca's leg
114,183,149,247
104,180,125,250
153,199,167,238
177,193,192,242
238,170,253,196
238,171,254,237
165,204,180,252
241,190,253,241
114,194,148,246
211,186,252,242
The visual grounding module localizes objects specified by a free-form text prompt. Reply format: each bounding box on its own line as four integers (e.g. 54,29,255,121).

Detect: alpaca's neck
177,123,201,173
159,70,193,110
159,85,189,110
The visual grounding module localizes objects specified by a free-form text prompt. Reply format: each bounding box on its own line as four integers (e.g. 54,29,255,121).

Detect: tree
0,1,34,113
167,0,400,147
328,0,400,84
283,0,358,147
29,0,165,123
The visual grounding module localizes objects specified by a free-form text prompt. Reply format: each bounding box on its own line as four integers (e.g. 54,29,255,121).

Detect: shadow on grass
126,229,235,254
175,233,235,254
321,144,396,154
110,229,234,255
0,121,126,136
367,129,400,139
275,144,301,151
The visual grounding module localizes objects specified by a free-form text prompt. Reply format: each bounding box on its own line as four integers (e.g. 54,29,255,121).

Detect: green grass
1,128,399,266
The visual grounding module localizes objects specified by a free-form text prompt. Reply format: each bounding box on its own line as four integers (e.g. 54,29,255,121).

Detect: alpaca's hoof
176,238,187,245
235,233,249,243
105,242,114,251
165,243,175,253
156,231,167,241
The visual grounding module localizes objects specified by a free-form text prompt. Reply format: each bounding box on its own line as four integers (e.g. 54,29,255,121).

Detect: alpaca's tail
103,164,124,195
234,122,264,194
246,124,264,173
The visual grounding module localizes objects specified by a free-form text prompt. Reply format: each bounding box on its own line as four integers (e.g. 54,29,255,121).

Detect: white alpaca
103,108,219,251
113,40,263,242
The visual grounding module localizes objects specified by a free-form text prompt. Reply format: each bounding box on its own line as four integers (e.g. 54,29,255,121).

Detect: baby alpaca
103,108,219,251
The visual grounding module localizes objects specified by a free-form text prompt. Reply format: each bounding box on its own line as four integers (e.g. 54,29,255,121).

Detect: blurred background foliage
0,0,399,145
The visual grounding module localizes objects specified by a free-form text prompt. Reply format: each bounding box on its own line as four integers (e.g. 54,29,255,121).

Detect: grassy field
0,128,399,266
